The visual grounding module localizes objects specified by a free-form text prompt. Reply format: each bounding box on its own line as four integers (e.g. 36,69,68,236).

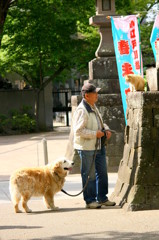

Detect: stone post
111,92,159,211
146,41,159,91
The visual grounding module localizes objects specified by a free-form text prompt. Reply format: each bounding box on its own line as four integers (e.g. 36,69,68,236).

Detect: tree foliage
116,0,159,23
0,0,99,88
0,0,99,128
116,0,159,66
1,0,158,86
0,0,158,129
0,1,99,87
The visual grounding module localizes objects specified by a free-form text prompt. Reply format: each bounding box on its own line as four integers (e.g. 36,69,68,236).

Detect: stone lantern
89,0,117,82
90,0,116,58
88,0,118,91
96,0,115,14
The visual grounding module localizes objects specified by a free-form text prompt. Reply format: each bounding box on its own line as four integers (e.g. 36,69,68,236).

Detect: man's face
85,92,98,104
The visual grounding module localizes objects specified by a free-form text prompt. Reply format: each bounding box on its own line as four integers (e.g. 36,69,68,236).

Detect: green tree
0,0,99,128
116,0,159,23
115,0,159,66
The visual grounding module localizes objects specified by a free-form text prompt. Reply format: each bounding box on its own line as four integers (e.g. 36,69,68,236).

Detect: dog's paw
51,206,59,211
26,208,32,213
46,205,52,209
15,209,22,213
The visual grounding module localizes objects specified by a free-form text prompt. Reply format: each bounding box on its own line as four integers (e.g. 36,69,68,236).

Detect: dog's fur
9,158,74,213
125,74,145,91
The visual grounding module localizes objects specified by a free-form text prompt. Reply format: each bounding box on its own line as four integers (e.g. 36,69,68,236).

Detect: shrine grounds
0,128,159,240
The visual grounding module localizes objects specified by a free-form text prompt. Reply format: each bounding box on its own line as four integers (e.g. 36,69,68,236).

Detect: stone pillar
146,41,159,91
111,92,159,211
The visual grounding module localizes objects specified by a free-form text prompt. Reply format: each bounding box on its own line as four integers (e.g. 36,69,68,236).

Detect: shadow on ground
8,231,159,240
27,205,121,215
0,225,42,230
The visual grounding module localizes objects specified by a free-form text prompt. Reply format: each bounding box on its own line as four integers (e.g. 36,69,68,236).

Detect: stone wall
0,89,35,116
111,92,159,211
0,82,53,130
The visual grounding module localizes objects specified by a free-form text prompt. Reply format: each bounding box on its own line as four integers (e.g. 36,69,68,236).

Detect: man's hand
106,131,112,140
96,130,104,138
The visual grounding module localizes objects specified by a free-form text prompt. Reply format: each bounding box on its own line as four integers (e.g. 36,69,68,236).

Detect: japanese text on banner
111,15,142,123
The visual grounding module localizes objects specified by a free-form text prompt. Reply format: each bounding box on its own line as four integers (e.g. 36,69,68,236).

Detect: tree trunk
34,88,47,131
25,66,66,130
34,89,41,130
0,0,11,48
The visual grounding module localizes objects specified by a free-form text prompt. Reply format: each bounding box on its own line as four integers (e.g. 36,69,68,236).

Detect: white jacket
73,99,109,150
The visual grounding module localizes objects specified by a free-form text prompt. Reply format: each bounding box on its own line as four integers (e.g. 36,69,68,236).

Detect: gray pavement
0,129,159,240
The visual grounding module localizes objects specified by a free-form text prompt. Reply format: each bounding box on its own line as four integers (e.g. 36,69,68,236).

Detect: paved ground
0,129,159,240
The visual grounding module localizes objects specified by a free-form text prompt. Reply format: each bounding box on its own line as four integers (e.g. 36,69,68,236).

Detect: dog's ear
49,162,60,173
54,162,61,169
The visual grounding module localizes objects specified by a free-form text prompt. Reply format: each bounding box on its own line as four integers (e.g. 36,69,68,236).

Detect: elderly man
73,83,116,209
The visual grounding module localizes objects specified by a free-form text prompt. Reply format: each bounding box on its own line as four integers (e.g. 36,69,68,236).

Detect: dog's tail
9,175,21,205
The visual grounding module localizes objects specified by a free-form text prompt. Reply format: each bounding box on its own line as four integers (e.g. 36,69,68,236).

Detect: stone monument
108,20,159,211
110,92,159,210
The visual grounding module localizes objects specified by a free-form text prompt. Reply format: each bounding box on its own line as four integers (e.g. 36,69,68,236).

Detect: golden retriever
125,74,145,91
9,158,74,213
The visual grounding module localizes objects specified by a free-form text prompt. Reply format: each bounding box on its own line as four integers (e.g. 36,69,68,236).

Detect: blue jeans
77,146,108,204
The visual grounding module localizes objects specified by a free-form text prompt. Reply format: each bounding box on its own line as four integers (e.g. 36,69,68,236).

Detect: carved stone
110,92,159,211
